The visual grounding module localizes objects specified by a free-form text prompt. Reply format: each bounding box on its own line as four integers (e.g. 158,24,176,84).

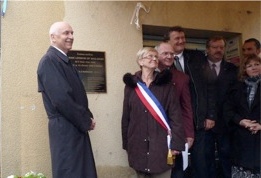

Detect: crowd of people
37,22,260,178
121,26,260,178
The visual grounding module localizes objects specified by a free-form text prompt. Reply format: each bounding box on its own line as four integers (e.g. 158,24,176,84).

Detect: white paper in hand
182,143,190,170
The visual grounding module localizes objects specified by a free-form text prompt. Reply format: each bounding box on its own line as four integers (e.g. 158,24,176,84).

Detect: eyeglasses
143,54,159,60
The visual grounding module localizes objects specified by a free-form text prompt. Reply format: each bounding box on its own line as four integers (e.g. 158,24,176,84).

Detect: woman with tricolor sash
121,47,185,178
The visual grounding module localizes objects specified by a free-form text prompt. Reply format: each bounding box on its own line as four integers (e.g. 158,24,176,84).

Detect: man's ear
50,34,56,43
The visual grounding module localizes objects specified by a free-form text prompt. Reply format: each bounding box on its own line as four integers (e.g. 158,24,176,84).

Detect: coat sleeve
121,86,131,150
168,85,185,151
37,54,92,133
223,84,244,125
180,74,194,139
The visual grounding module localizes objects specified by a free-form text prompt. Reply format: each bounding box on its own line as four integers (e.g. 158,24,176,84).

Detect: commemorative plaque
68,50,106,93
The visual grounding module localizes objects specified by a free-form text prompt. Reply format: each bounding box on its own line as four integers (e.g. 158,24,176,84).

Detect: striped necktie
174,56,183,72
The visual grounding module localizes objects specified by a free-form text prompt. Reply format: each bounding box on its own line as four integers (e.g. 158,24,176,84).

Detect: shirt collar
175,52,183,58
52,45,67,56
208,59,222,68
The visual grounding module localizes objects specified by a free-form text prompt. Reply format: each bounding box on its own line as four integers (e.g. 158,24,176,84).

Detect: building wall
1,1,260,177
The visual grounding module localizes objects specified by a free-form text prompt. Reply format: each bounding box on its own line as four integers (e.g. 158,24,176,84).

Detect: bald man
37,22,97,178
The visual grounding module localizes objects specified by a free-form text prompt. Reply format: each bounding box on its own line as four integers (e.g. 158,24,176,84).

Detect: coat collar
123,69,172,88
49,46,69,64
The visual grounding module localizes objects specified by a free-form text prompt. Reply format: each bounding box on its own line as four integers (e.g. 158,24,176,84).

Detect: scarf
244,74,261,108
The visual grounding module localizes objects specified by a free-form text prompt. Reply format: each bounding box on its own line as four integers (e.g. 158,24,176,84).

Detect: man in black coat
164,26,217,178
37,22,97,178
204,36,238,178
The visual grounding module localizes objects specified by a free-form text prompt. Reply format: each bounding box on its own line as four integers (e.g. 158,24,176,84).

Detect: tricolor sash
135,81,174,165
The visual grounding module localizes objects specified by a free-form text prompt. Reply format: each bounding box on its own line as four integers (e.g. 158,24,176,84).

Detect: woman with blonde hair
121,47,185,178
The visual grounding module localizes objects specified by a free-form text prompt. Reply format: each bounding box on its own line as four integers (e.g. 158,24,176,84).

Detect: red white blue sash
135,81,174,164
135,81,172,150
135,81,171,131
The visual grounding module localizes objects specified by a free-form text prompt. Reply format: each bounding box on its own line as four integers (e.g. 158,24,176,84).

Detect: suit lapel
218,60,226,78
183,52,189,74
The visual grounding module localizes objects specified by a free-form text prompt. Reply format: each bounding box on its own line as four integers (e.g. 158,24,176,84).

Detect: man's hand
171,150,180,156
89,118,96,131
204,119,215,130
186,137,194,148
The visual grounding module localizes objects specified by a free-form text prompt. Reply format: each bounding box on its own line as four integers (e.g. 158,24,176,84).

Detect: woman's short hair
136,47,158,67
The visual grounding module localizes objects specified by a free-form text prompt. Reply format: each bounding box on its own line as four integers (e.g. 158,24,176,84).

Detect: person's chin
176,47,184,52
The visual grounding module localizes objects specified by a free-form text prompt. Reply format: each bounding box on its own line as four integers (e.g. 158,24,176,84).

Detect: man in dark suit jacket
155,42,194,178
164,26,217,178
37,22,97,178
204,36,238,178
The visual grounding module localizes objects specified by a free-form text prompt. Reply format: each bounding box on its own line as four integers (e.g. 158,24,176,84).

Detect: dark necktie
174,56,183,72
211,63,218,78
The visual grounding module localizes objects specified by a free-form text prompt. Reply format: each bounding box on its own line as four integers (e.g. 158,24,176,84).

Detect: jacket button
147,152,150,155
147,169,150,172
144,110,147,112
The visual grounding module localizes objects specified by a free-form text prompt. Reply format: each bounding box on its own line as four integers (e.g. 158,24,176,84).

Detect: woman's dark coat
37,46,97,178
224,81,260,172
121,70,185,174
